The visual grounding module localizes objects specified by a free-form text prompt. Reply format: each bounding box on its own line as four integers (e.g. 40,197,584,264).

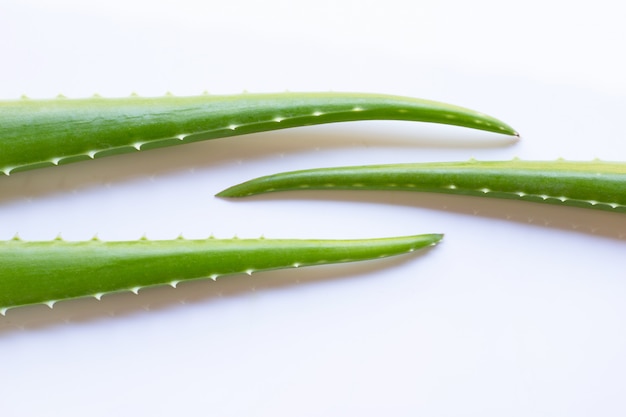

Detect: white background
2,1,626,415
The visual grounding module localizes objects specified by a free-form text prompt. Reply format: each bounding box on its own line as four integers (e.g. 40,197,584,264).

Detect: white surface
2,1,626,415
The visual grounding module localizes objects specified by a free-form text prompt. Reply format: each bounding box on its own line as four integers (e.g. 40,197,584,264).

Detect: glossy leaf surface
0,234,442,313
0,92,517,175
218,159,626,213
